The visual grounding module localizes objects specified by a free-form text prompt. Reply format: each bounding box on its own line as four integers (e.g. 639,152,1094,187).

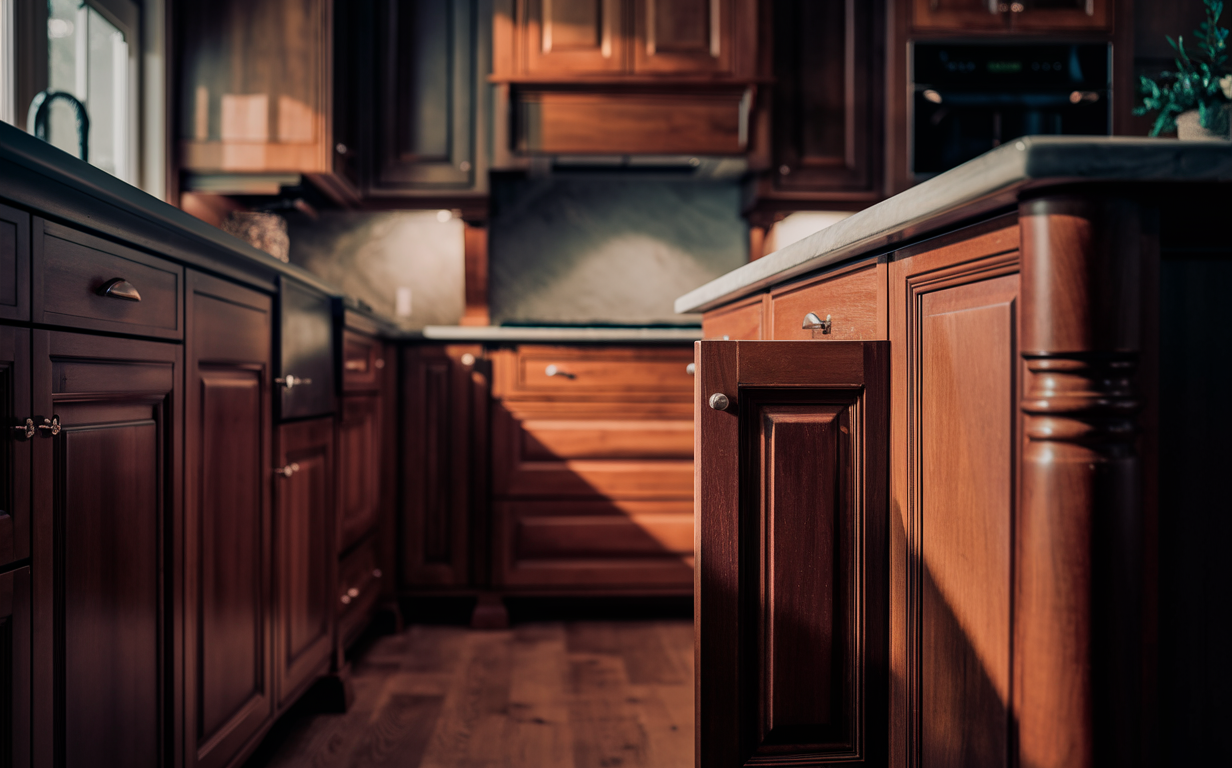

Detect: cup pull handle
97,278,141,302
802,312,832,334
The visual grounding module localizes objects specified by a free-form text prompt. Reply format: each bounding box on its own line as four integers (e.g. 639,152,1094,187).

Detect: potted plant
1135,0,1232,140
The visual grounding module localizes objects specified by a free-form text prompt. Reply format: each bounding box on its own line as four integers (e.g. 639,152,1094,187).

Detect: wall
488,177,747,326
287,210,465,329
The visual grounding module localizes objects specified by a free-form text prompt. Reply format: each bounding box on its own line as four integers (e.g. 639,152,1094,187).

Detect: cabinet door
0,327,30,570
368,0,480,193
274,418,334,707
31,331,180,768
184,272,273,768
278,279,334,421
633,0,745,75
401,346,484,587
695,340,888,767
1,567,31,768
1010,0,1110,31
0,202,30,323
337,394,382,554
522,0,626,76
912,0,1006,31
772,0,879,194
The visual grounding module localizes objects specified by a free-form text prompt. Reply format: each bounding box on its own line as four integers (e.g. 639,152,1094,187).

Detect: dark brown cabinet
31,331,181,768
1,566,32,768
401,345,485,588
277,279,334,421
337,393,382,554
0,202,30,323
273,418,335,707
694,340,888,767
911,0,1110,32
184,272,274,768
0,327,30,570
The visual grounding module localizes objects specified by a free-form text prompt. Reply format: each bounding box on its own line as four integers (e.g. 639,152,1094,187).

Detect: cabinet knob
460,353,476,367
1010,2,1024,11
97,277,141,302
372,568,382,579
347,587,360,598
374,358,386,369
708,393,730,411
275,374,313,390
544,364,576,380
340,594,352,605
686,363,696,376
36,415,62,437
274,462,300,478
13,417,35,441
803,312,832,334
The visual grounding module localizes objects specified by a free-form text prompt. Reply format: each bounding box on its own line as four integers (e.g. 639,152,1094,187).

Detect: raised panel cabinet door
695,340,888,768
521,0,627,75
771,0,879,194
1,567,32,768
1009,0,1110,31
337,394,382,554
274,418,334,707
633,0,745,75
368,0,480,192
0,202,30,322
912,0,1006,31
0,327,31,570
401,346,484,587
184,272,273,768
278,278,334,421
30,331,181,768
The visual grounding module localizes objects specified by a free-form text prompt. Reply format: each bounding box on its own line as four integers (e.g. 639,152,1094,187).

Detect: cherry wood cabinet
0,327,30,571
1,566,32,768
30,331,181,768
911,0,1110,32
336,394,382,554
183,272,274,768
0,202,30,323
273,418,335,708
694,340,888,767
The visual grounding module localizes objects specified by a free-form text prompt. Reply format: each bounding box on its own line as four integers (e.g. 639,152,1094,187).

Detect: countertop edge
419,326,703,343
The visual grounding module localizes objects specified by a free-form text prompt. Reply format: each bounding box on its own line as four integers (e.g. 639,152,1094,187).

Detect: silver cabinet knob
274,462,300,478
340,594,352,605
544,364,576,380
803,312,832,334
708,393,730,411
460,353,476,366
347,587,360,598
686,363,696,376
372,568,383,579
275,374,313,390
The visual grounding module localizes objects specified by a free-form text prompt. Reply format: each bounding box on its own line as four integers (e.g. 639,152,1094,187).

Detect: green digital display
988,61,1024,74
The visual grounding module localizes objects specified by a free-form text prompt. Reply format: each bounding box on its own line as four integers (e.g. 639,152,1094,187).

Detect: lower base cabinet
1,566,31,768
274,418,335,707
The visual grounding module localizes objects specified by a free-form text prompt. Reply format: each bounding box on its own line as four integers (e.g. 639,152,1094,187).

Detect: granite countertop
418,325,702,343
675,136,1232,314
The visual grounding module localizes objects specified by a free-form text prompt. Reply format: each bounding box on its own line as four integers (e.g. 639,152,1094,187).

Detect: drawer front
495,500,694,589
493,401,694,498
702,295,763,340
342,329,385,392
336,536,382,647
495,346,694,399
35,220,183,339
279,278,335,420
0,202,30,322
769,260,885,341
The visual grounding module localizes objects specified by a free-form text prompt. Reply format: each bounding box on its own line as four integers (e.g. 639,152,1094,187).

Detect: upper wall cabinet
521,0,627,76
912,0,1111,33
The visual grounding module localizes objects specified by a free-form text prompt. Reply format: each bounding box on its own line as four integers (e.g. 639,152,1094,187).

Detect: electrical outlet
395,287,413,318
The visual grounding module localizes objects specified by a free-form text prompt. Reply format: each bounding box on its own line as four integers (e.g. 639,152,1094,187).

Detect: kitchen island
683,137,1232,768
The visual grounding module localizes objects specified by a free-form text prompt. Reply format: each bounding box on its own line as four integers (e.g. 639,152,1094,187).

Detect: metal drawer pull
544,364,576,380
803,312,832,334
37,415,62,436
97,278,142,302
274,462,300,478
13,417,36,440
347,587,360,598
686,363,695,376
344,359,366,372
275,374,312,390
709,393,730,411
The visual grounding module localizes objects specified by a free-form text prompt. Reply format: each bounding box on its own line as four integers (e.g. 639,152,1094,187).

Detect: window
38,0,139,182
0,0,14,125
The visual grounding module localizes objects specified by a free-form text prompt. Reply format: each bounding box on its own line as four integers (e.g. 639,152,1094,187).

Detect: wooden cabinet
911,0,1004,31
0,327,30,570
0,202,30,323
273,418,334,707
768,258,887,341
183,272,274,768
400,345,485,588
632,0,744,75
694,340,888,767
31,331,181,768
0,566,31,768
912,0,1110,32
337,394,382,554
521,0,626,76
277,278,334,421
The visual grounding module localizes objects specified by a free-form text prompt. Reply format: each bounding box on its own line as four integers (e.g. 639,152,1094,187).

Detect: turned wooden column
1017,195,1144,768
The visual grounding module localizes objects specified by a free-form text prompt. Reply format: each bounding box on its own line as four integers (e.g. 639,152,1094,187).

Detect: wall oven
912,42,1111,176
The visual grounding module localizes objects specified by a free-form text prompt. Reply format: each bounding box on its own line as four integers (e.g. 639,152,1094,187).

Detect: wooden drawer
493,400,694,499
336,535,382,648
702,294,764,340
341,329,386,392
492,346,694,400
769,259,886,341
34,220,183,339
495,500,694,590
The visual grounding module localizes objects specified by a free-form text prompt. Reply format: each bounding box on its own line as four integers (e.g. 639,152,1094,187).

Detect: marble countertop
675,136,1232,314
419,325,702,343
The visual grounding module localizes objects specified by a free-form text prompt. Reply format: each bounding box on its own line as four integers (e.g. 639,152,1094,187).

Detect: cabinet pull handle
803,312,832,334
544,364,575,380
274,462,300,478
97,278,142,302
13,417,36,440
708,393,730,411
275,374,312,390
347,587,360,598
686,363,696,376
344,359,366,372
340,594,352,605
36,415,62,437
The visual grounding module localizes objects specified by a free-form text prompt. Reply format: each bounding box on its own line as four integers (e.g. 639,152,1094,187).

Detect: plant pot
1176,106,1232,140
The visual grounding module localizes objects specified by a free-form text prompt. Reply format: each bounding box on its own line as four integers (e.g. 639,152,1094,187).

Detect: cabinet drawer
336,535,382,648
34,220,183,339
342,329,385,391
702,295,764,340
493,346,694,399
0,202,30,322
769,259,885,341
495,500,694,589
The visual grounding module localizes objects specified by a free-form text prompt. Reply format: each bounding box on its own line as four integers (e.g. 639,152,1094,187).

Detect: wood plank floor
244,621,694,768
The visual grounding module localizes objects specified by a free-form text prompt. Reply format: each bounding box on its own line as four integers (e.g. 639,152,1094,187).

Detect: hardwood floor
244,620,695,768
